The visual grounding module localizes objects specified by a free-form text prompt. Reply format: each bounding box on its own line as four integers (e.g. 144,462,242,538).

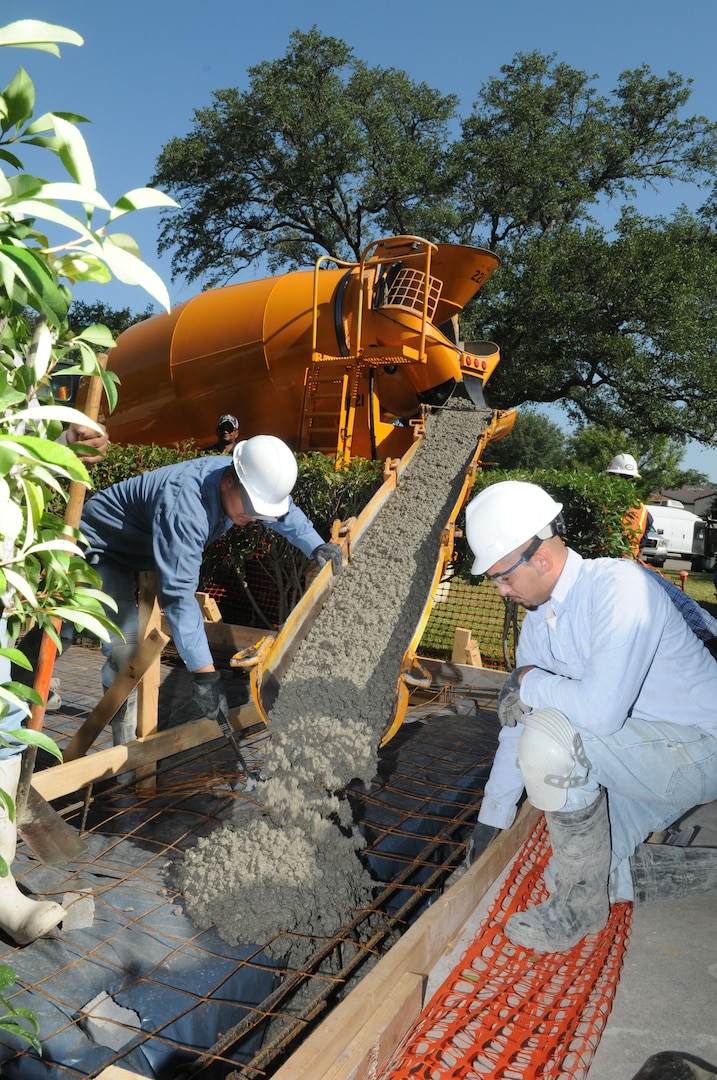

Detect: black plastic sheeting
0,700,498,1078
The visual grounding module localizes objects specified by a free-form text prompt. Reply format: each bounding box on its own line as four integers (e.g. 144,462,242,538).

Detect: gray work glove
312,542,343,575
192,670,229,722
497,666,530,727
466,822,499,867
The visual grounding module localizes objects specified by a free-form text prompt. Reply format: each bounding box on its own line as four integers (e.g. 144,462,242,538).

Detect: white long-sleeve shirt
478,548,717,829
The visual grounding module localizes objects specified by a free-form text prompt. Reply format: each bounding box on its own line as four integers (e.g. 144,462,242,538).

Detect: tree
565,425,708,496
68,300,155,340
152,27,459,286
455,53,717,442
152,40,717,450
482,409,566,470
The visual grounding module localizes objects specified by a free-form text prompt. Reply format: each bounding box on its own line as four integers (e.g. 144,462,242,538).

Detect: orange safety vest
623,503,650,558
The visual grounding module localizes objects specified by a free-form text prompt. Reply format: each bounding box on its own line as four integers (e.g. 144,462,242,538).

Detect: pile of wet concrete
176,401,491,962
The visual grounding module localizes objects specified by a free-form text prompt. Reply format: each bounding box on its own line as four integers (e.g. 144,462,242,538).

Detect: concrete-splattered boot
505,789,610,953
630,842,717,904
630,1050,717,1078
0,756,65,945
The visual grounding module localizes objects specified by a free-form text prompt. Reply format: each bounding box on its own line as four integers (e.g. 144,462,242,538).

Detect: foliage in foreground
0,17,175,1053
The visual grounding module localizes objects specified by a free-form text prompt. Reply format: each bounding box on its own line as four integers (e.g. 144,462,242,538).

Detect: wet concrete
175,401,491,963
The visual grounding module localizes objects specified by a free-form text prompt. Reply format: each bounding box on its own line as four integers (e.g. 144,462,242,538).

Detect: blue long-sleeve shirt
80,456,324,670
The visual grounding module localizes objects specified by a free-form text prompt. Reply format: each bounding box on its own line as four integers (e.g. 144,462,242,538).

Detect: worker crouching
78,435,343,755
464,480,717,953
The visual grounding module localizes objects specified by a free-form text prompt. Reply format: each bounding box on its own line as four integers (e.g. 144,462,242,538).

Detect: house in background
651,485,717,518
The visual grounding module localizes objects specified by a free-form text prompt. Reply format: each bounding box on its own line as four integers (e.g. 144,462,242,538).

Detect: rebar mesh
0,645,498,1078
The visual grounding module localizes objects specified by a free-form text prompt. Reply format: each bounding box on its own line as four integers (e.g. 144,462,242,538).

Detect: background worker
605,452,653,557
463,480,717,954
209,413,241,454
78,434,343,750
0,421,109,944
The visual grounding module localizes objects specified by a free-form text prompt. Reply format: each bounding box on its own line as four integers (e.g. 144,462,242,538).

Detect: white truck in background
647,500,717,570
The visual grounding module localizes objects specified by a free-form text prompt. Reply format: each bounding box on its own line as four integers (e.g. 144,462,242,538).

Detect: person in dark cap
210,414,240,453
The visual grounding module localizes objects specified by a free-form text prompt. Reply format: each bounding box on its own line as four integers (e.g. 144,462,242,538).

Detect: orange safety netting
383,817,632,1080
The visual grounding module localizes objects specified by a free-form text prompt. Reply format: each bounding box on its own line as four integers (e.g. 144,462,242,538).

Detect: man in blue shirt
79,434,342,747
463,480,717,954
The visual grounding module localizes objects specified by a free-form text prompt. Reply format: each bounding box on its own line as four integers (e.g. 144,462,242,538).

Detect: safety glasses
485,534,543,584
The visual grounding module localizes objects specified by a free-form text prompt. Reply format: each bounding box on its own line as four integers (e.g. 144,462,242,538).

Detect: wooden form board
93,802,539,1080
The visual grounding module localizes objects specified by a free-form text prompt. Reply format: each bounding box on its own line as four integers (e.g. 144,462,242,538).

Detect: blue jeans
92,557,141,744
561,717,717,899
0,619,25,760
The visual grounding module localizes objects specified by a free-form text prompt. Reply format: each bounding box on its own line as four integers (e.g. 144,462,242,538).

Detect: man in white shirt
464,480,717,953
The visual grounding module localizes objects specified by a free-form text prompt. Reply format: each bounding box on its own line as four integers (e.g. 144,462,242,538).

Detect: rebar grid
0,645,496,1079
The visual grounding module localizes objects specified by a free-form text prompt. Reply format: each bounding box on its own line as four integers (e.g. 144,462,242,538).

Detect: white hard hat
232,435,298,518
517,708,591,811
465,481,563,575
606,453,641,478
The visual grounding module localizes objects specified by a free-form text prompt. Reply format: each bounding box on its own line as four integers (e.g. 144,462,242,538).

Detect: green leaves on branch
0,25,178,313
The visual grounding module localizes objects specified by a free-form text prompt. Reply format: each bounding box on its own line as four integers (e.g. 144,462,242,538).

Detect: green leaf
0,964,16,993
52,253,112,285
5,729,63,761
100,238,172,311
0,66,34,131
53,608,113,640
0,20,83,54
0,146,25,169
74,323,116,348
0,647,32,671
2,568,38,606
5,197,96,243
108,186,180,221
28,181,111,212
52,114,95,189
0,245,67,323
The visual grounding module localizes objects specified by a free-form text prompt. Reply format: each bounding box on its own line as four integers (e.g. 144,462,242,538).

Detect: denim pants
92,557,141,744
560,716,717,900
0,619,25,760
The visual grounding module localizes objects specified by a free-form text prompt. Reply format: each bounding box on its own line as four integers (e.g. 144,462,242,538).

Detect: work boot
630,1050,717,1078
505,788,610,953
630,842,717,905
0,756,65,945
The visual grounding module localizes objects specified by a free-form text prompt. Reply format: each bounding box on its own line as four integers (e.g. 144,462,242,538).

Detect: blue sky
7,0,717,478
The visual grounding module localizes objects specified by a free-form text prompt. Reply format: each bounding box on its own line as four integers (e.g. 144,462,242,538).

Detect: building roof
656,486,717,506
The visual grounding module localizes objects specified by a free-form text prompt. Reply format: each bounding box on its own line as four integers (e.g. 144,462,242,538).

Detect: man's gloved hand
497,666,530,727
192,670,229,722
466,822,500,867
312,542,343,575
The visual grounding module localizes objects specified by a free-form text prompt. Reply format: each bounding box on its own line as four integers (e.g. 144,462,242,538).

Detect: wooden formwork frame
32,572,269,804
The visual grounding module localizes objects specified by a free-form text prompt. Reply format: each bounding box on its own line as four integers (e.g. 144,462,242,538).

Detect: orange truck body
106,236,501,462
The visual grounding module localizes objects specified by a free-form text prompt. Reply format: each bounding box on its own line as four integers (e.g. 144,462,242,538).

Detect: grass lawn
660,567,717,619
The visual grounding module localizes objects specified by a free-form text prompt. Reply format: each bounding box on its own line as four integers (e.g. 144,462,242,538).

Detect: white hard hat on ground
517,708,591,811
232,435,298,518
606,453,641,478
465,481,564,575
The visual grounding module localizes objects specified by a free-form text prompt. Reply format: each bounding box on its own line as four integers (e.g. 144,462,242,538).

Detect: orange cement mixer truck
105,235,502,464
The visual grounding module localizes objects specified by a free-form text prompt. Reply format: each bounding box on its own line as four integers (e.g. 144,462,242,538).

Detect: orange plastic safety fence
418,577,524,670
383,818,632,1080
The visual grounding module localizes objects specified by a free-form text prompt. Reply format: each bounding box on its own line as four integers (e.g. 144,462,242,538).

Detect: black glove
192,670,229,722
311,542,343,575
496,667,530,728
465,822,499,867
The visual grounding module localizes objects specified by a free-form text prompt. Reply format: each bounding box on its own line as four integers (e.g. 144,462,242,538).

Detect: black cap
217,414,239,432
